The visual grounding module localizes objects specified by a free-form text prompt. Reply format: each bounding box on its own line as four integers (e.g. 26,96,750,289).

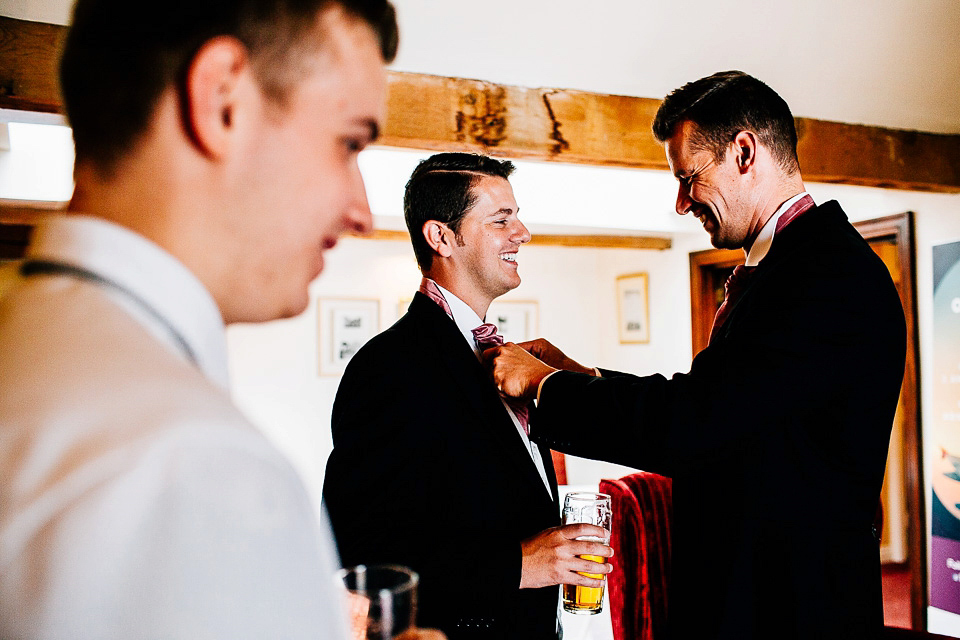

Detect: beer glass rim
564,491,611,503
336,563,420,595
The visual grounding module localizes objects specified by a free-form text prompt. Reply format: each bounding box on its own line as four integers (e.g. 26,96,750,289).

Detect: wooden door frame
689,247,743,356
688,212,925,629
855,212,925,630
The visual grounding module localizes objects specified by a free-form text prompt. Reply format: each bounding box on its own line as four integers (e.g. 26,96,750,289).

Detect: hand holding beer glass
562,492,613,615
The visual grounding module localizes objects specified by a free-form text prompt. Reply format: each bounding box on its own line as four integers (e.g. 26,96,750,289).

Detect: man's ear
733,130,758,174
423,220,455,258
183,36,251,160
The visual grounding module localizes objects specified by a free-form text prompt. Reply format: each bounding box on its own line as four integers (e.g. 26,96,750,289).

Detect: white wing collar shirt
0,215,349,640
435,283,553,496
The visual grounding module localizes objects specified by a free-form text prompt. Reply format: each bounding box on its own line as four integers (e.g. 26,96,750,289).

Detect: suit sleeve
532,236,906,480
323,339,523,626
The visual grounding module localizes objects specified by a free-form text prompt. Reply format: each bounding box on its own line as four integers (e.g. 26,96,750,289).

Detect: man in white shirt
0,1,420,638
323,153,613,639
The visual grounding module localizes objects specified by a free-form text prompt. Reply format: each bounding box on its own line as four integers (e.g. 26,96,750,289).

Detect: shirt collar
433,282,485,356
26,214,230,389
744,191,811,267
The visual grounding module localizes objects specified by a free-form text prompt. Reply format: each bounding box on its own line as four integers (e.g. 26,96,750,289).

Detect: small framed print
486,300,539,344
616,273,650,344
318,298,380,375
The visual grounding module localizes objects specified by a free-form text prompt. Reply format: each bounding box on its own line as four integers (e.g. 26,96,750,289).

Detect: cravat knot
471,323,504,349
472,323,530,434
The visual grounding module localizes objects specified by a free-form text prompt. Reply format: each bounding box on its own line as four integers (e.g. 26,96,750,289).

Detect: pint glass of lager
562,492,612,615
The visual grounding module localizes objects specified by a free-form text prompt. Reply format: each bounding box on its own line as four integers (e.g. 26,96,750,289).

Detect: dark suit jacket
323,293,561,639
532,201,906,639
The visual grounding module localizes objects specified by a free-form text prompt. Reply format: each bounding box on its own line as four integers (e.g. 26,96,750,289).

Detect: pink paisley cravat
472,323,531,434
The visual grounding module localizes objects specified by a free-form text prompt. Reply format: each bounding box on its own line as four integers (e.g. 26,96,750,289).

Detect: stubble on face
666,122,752,251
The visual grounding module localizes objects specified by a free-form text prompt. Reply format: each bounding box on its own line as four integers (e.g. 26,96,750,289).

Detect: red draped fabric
599,472,673,640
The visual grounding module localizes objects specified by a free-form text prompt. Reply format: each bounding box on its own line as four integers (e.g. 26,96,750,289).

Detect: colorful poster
931,240,960,615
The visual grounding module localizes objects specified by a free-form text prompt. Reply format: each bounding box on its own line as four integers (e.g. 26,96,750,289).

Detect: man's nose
347,174,374,234
512,219,532,244
675,184,694,216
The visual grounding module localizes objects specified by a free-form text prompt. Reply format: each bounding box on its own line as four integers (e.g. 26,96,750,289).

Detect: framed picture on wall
616,272,649,344
486,300,539,344
318,298,379,375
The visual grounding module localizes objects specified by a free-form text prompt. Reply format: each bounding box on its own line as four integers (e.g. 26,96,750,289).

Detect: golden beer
561,492,612,616
562,552,605,614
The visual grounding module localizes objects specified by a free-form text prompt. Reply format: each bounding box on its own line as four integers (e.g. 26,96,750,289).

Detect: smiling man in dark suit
323,152,612,639
486,72,907,639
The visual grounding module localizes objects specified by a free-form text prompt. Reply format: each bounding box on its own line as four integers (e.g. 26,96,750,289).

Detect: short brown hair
60,0,398,172
652,70,800,175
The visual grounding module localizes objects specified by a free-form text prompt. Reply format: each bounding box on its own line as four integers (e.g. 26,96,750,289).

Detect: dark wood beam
0,16,65,113
2,15,959,192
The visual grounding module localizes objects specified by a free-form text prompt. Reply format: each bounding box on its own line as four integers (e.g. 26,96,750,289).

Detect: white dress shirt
435,284,554,496
0,215,349,640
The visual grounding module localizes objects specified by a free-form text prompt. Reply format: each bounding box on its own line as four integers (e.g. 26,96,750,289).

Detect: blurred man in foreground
0,1,445,638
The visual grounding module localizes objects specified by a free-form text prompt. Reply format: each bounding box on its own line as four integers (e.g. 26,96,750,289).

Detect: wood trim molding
361,229,671,250
2,16,959,192
0,206,672,250
0,201,66,224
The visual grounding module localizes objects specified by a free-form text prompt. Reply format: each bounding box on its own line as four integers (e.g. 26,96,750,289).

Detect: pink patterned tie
472,323,531,434
419,277,452,318
709,264,756,343
709,194,815,343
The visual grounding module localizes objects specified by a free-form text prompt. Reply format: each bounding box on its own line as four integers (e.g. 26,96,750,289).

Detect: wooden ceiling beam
2,16,959,193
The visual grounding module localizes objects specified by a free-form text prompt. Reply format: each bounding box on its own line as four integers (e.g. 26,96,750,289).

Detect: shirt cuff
536,370,561,404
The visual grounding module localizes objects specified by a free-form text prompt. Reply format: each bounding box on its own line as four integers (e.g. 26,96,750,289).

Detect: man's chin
709,231,740,250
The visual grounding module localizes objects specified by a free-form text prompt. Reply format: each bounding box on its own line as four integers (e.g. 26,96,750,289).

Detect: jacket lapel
408,294,558,510
720,202,838,338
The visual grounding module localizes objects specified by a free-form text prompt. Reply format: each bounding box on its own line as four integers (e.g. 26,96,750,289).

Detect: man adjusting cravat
486,72,905,639
324,153,613,640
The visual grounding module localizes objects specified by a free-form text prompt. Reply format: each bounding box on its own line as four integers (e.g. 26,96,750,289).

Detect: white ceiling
6,0,960,134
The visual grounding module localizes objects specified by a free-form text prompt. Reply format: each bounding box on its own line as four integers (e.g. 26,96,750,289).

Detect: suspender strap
20,259,199,366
